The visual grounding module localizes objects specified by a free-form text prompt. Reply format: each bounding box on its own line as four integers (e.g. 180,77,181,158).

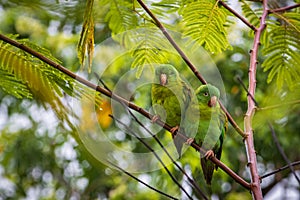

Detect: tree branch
107,160,179,200
219,0,257,31
136,0,247,138
269,3,300,13
0,33,250,189
268,122,300,184
110,115,194,200
260,161,300,180
243,0,268,199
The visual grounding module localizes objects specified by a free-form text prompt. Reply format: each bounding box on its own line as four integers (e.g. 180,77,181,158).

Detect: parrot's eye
203,92,209,96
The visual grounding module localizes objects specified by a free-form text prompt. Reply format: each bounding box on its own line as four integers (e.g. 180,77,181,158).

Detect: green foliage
0,35,102,126
104,0,138,35
130,26,175,78
179,0,232,53
0,69,32,99
240,0,261,28
262,12,300,90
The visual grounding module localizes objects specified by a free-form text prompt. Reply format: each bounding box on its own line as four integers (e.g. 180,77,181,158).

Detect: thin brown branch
0,33,250,190
219,0,257,31
136,0,247,138
260,161,300,180
269,3,300,13
124,104,207,199
107,160,179,200
111,115,194,200
268,122,300,184
243,0,268,199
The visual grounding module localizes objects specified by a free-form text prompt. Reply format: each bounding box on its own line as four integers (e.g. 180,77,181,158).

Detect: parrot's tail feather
201,157,215,185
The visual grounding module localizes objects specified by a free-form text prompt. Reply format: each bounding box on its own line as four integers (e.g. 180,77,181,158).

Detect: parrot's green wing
184,84,227,185
151,64,191,157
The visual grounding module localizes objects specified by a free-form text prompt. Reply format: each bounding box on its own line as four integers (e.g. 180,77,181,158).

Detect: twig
110,115,194,200
236,76,259,106
260,161,300,180
268,122,300,184
219,0,257,31
136,0,247,138
96,76,207,199
269,3,300,13
243,0,268,198
106,160,179,200
127,108,207,199
0,33,250,189
256,100,300,111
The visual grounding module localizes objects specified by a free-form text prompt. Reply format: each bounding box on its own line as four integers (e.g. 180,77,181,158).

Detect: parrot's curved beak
208,96,217,107
160,73,167,86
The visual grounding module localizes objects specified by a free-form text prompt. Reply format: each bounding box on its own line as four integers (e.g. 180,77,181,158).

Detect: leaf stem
256,100,300,111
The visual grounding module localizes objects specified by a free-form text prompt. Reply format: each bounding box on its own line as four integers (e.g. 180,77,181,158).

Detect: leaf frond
262,16,300,90
77,0,95,73
179,0,232,53
0,36,102,126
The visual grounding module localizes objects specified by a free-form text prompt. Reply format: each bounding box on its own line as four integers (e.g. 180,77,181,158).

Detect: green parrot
184,84,227,185
151,64,192,157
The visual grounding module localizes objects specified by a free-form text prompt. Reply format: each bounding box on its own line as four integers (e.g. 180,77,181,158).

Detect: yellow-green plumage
183,84,227,185
151,64,191,157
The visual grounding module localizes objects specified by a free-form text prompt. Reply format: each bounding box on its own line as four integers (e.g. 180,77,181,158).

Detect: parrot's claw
170,125,179,134
204,150,214,159
185,138,194,145
151,115,160,123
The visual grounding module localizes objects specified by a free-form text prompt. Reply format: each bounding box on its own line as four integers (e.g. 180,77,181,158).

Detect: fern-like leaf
262,12,300,90
179,0,232,53
0,69,32,99
105,0,138,35
0,36,102,126
77,0,95,73
240,0,261,28
130,27,173,77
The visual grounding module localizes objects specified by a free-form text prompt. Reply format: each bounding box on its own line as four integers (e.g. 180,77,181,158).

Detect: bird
151,64,192,157
184,84,227,185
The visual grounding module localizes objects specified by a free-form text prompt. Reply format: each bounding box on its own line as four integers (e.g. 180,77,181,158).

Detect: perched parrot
184,84,227,185
151,64,192,157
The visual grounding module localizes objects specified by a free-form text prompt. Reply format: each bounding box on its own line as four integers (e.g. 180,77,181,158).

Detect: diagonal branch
110,115,194,200
0,33,250,190
260,161,300,180
107,160,179,200
136,0,247,138
219,0,257,31
268,122,300,184
269,3,300,13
